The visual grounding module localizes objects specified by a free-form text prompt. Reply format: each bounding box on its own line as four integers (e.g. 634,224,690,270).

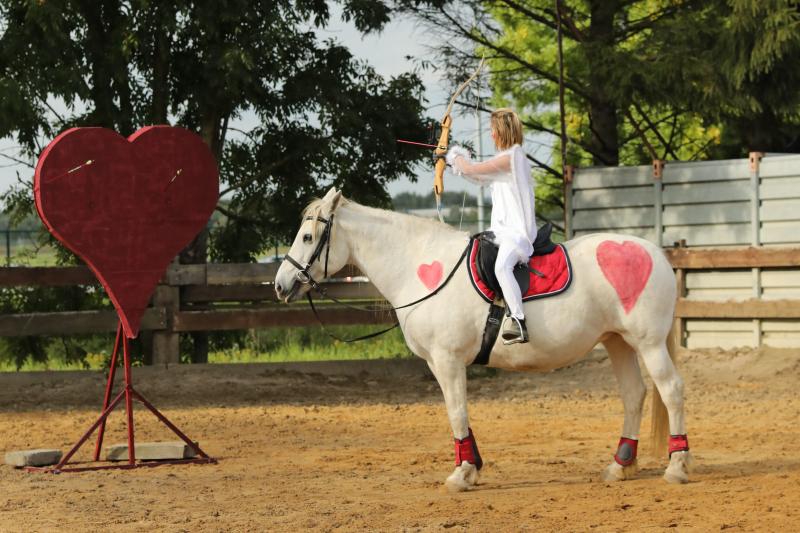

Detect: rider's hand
445,145,471,169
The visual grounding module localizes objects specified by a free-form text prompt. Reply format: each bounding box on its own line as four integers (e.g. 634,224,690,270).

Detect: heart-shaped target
34,126,219,338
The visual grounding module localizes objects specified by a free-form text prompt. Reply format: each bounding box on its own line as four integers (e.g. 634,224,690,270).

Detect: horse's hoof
602,460,637,482
445,462,479,492
663,451,692,484
663,468,689,484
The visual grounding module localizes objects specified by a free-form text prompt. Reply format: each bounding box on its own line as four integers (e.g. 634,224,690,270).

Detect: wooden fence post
653,160,665,247
151,284,180,366
750,152,763,347
564,165,574,239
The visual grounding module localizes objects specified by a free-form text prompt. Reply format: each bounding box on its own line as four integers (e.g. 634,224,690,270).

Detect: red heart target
34,126,219,338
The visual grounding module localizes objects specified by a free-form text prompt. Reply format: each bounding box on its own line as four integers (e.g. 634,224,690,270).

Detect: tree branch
453,98,608,161
215,203,267,226
436,6,595,103
623,109,658,160
631,102,680,160
0,153,34,168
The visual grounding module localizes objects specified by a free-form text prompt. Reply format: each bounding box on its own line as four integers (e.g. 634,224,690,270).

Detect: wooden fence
0,245,798,362
0,262,391,364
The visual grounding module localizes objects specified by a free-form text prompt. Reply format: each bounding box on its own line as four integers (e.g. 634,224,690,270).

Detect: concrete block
106,441,198,461
5,449,63,467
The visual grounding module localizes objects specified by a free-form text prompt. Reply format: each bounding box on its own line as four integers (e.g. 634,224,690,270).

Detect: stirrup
501,316,529,345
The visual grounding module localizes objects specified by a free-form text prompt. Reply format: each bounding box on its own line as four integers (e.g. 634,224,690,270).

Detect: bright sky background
0,8,553,201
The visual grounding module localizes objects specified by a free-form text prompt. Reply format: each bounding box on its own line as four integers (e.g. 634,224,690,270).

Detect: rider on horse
446,108,537,344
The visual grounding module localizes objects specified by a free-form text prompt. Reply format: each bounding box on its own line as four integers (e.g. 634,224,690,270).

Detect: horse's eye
303,233,313,244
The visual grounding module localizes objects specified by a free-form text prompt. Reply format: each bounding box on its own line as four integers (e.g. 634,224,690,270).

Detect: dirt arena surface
0,347,799,532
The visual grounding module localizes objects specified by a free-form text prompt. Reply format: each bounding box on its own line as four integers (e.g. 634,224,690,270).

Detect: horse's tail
650,319,678,458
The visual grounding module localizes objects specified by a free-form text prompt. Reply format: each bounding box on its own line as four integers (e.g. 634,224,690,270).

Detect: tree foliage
0,0,429,367
399,0,800,173
0,0,429,260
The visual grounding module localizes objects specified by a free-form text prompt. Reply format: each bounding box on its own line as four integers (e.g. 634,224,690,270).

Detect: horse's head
275,187,349,303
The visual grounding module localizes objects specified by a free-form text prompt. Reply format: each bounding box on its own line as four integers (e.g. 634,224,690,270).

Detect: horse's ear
322,186,338,201
329,190,343,212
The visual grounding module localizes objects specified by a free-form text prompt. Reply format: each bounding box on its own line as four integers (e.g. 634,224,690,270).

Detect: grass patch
0,325,413,372
209,325,413,364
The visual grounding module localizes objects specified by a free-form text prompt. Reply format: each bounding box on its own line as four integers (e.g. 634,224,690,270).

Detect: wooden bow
433,58,485,222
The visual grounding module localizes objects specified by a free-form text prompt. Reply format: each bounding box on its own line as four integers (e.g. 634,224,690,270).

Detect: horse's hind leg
426,355,481,492
601,334,646,482
634,340,692,484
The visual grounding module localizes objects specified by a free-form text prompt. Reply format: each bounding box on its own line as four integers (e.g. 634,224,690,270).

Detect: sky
0,8,550,203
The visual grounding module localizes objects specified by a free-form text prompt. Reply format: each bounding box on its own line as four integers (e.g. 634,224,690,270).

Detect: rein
283,214,470,343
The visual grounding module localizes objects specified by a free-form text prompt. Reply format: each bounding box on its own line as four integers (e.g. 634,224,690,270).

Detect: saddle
476,223,556,296
468,223,572,304
468,223,572,366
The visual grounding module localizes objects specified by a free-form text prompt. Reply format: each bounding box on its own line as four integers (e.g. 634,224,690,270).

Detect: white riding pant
494,239,529,319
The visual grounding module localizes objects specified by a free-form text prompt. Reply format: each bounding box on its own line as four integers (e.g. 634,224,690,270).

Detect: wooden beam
0,308,166,337
166,263,366,286
0,266,97,287
665,247,800,269
675,298,800,319
173,307,396,332
182,282,382,303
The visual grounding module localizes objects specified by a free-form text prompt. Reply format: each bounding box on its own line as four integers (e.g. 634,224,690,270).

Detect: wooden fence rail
0,245,797,362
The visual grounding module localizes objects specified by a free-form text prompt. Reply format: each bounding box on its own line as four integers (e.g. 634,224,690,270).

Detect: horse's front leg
427,355,482,492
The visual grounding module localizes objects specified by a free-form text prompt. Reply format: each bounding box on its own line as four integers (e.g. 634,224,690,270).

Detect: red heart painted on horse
596,240,653,314
417,261,443,291
35,126,219,338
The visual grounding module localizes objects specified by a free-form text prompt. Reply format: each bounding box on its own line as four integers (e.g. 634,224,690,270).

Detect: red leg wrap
613,437,638,466
454,428,483,470
668,434,689,457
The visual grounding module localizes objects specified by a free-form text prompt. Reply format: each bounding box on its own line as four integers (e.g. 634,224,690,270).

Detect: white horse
275,188,692,491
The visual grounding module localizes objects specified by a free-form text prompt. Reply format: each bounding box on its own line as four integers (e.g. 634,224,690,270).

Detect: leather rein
282,214,469,342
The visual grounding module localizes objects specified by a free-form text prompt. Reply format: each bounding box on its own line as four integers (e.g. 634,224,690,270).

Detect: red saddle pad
467,239,572,303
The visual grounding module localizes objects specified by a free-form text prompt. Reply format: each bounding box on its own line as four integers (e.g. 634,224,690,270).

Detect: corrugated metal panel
762,320,800,332
686,288,754,300
663,180,751,204
663,158,747,184
686,270,752,289
685,320,753,332
663,223,750,246
761,269,800,299
572,227,657,242
761,221,800,244
686,332,754,349
685,270,752,300
572,207,655,230
761,270,800,287
759,176,800,200
573,186,652,209
762,332,800,348
662,202,750,226
759,155,800,178
573,165,652,190
760,199,800,222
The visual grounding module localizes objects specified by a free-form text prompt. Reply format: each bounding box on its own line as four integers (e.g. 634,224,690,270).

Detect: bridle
283,214,335,293
280,211,470,343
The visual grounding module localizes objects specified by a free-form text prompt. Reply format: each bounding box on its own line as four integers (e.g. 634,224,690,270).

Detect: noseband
283,214,334,291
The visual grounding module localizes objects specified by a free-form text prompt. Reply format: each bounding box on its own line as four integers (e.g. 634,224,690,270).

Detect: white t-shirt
450,144,537,257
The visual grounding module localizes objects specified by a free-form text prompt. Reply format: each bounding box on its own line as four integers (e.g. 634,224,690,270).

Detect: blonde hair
491,108,524,150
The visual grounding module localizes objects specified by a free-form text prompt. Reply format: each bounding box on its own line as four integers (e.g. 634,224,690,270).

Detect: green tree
0,0,429,366
399,0,800,201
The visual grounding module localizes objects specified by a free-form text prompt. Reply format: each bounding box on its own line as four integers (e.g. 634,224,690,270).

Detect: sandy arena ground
0,347,799,532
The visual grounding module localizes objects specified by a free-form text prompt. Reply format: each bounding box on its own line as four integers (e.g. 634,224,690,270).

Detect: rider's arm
446,146,511,184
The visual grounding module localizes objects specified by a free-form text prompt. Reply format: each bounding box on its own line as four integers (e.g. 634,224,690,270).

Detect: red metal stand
26,323,216,473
